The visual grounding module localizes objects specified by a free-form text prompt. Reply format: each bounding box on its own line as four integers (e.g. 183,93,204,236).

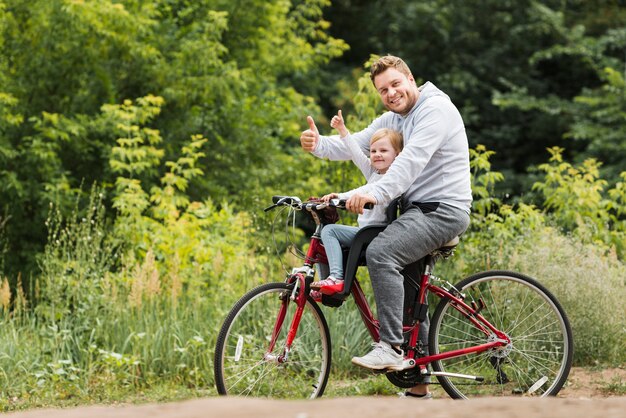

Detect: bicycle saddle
436,236,459,251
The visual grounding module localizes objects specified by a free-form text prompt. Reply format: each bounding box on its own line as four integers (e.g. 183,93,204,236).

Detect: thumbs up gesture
300,116,320,152
330,110,349,138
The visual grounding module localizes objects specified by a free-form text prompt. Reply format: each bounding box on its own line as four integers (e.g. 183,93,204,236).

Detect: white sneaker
351,341,404,371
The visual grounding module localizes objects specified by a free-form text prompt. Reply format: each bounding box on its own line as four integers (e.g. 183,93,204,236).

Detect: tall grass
1,152,625,408
1,201,624,409
489,228,626,365
0,191,274,410
437,224,626,367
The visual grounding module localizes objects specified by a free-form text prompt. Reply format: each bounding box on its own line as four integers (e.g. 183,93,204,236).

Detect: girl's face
370,136,399,174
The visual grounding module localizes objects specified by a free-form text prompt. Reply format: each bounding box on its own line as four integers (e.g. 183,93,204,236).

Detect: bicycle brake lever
264,204,278,212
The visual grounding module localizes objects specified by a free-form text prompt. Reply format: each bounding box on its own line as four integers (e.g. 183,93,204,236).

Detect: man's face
374,68,418,116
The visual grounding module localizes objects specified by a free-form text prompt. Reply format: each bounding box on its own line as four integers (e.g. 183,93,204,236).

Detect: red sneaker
310,277,344,295
310,290,323,302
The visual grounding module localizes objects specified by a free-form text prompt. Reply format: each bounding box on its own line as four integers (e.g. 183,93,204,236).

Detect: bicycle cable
270,205,290,273
270,204,307,274
286,205,306,260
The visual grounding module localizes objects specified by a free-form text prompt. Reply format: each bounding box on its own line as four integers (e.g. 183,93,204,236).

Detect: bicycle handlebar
264,195,373,212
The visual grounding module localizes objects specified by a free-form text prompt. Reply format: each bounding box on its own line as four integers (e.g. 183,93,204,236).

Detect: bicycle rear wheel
214,282,331,398
430,270,573,398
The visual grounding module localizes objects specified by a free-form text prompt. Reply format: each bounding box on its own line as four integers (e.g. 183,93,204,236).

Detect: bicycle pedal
402,358,416,369
386,358,416,372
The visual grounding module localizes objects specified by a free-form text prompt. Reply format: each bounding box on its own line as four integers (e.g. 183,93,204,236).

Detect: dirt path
7,397,625,418
6,368,625,418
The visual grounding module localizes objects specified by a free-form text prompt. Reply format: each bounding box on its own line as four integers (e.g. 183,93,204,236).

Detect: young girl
311,111,403,298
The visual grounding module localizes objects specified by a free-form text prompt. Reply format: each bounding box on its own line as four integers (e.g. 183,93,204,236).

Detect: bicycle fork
264,270,311,364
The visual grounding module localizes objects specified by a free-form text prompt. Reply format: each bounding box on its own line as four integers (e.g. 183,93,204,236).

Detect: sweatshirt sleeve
311,114,387,161
338,183,372,200
365,100,449,206
344,134,373,178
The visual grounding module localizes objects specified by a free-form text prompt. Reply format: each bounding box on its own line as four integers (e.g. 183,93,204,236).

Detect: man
300,55,472,398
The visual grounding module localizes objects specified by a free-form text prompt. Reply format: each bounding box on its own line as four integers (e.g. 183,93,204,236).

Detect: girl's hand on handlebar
346,193,376,214
321,193,339,203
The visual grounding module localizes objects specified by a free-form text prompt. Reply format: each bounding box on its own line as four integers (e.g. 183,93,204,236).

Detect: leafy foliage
533,146,626,256
0,0,346,277
326,0,626,193
0,1,625,407
492,15,626,185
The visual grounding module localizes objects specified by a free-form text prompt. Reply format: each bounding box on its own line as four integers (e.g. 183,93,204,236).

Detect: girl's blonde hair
370,128,403,154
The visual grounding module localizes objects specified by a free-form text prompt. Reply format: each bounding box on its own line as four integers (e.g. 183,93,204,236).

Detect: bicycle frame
270,215,510,370
215,197,572,399
346,266,510,366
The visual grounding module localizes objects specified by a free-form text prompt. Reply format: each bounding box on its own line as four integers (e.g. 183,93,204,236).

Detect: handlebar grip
334,199,374,210
271,196,302,205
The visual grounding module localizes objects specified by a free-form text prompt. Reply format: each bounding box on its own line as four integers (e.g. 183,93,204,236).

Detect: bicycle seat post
423,254,436,278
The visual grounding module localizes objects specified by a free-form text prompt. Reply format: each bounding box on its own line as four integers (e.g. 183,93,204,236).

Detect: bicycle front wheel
430,270,573,398
214,282,331,398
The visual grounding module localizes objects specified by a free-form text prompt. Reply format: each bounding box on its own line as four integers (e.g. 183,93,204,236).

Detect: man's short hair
370,55,412,82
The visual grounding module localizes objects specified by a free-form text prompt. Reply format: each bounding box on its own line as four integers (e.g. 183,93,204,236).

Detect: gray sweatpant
366,203,470,346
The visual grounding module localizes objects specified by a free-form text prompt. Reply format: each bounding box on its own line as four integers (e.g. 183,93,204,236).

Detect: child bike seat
326,198,460,301
331,197,404,300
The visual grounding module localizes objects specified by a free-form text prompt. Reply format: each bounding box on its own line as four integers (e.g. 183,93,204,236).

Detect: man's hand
300,116,319,152
346,193,377,214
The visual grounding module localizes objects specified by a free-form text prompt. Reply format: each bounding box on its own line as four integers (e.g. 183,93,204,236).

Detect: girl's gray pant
366,203,470,346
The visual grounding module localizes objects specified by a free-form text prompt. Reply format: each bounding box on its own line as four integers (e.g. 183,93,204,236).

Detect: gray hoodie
312,82,472,213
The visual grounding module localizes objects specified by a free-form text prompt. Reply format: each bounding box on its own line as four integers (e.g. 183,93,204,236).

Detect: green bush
0,139,624,408
444,146,626,365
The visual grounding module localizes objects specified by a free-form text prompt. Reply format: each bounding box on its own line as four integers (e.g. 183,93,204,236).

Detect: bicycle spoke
506,299,551,335
214,283,331,398
430,272,572,399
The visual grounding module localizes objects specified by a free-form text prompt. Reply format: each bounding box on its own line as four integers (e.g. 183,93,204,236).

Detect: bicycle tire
214,282,332,398
429,270,573,398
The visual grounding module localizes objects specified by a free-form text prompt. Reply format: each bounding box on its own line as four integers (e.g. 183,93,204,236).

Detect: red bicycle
213,196,573,399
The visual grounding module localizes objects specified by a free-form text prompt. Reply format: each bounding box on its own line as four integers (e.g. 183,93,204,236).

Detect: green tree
567,66,626,181
325,0,626,194
0,0,347,279
490,7,626,185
